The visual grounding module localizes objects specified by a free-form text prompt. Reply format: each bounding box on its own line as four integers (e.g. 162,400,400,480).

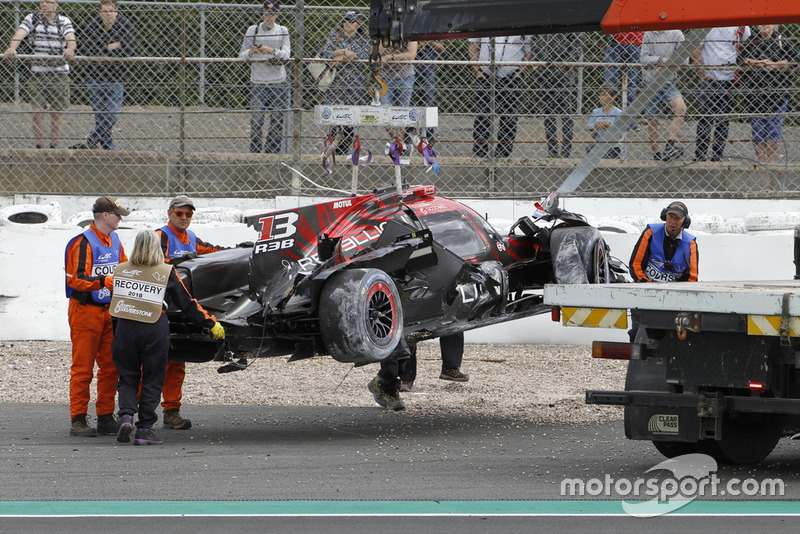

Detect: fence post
13,0,21,104
198,4,206,105
488,37,497,192
289,0,305,193
576,34,585,117
178,6,187,193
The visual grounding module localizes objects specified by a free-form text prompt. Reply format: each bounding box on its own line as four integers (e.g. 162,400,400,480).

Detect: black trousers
398,332,465,382
112,315,169,429
541,89,575,156
472,76,523,158
694,79,735,160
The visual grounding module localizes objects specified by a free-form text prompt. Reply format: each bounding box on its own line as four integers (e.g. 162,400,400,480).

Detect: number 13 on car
255,212,298,253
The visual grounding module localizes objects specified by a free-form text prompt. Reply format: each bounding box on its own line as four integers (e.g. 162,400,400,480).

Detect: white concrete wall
1,194,795,343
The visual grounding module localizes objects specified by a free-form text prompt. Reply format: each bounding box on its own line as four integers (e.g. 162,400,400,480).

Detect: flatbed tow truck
544,276,800,464
370,0,800,465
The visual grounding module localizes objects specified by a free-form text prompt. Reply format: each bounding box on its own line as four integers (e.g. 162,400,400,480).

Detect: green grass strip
1,500,800,517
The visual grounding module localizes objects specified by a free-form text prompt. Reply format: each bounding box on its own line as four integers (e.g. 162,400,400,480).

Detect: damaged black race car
167,186,624,370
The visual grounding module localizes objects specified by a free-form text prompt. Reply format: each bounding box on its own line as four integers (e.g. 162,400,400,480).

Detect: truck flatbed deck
545,281,800,316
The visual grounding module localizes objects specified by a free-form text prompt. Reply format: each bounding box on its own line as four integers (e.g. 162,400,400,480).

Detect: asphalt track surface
3,403,800,533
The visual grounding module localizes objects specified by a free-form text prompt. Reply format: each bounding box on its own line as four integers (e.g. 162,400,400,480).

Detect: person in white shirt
4,0,76,149
239,2,291,153
468,36,532,158
692,26,751,162
641,30,688,162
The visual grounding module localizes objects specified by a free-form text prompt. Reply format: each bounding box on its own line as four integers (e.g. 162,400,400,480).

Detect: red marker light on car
411,185,436,198
551,307,560,322
749,382,764,390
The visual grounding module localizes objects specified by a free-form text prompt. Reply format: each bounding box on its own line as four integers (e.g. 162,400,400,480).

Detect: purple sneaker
116,415,134,443
134,427,163,446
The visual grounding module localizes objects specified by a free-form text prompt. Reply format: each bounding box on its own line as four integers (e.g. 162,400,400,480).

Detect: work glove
181,251,198,260
236,241,254,248
210,322,225,340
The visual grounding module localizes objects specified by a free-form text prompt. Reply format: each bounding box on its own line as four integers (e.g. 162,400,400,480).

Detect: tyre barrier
592,219,641,235
488,218,515,235
125,207,245,224
0,202,63,227
194,207,243,224
66,210,95,228
691,214,746,234
745,212,800,232
66,210,161,230
590,215,651,233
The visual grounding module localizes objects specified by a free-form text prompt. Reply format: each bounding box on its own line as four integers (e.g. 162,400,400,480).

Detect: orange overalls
64,223,127,419
156,222,226,411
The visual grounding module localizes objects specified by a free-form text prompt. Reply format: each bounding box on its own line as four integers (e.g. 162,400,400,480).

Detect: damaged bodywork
167,186,623,369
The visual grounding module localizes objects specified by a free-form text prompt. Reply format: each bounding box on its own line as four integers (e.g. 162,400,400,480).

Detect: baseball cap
263,1,279,12
92,195,130,216
169,195,195,211
343,10,363,22
665,201,688,219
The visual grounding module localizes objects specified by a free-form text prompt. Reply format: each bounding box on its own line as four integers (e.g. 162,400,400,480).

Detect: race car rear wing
370,0,800,46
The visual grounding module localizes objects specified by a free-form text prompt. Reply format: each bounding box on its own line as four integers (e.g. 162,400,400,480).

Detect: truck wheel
319,268,403,365
706,412,785,465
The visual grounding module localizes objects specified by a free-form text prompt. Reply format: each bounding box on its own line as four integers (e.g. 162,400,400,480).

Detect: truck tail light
592,341,641,360
551,307,560,322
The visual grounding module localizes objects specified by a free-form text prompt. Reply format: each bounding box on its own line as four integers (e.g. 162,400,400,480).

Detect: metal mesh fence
1,0,799,199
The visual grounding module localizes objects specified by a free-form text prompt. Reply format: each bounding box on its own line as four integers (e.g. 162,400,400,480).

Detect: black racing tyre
319,268,403,364
586,238,610,284
705,412,785,465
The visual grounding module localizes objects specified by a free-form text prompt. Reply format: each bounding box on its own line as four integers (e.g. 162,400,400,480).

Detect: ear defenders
660,202,691,229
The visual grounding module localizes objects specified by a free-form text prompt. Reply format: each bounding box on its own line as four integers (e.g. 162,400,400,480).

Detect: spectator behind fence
379,40,418,107
379,39,418,148
738,25,799,165
531,33,581,158
239,1,290,154
320,9,371,155
691,26,751,162
587,84,624,159
603,32,644,107
410,40,445,143
71,0,134,151
4,0,75,149
469,36,532,158
641,29,688,162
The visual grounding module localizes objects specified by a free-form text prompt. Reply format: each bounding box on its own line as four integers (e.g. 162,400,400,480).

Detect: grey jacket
641,30,686,85
239,22,291,84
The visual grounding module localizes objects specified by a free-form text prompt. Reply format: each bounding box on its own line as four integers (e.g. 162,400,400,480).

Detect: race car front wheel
319,268,403,364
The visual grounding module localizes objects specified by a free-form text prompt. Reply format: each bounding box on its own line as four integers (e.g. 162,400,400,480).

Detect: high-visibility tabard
561,307,628,329
110,262,172,324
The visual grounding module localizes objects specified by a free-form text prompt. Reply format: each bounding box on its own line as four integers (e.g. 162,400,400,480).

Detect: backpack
14,14,39,78
16,12,64,77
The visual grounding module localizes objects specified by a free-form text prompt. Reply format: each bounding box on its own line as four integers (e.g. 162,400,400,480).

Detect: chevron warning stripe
747,315,800,337
561,307,628,329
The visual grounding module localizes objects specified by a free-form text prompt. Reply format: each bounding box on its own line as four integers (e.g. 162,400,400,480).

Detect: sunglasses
171,209,194,218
